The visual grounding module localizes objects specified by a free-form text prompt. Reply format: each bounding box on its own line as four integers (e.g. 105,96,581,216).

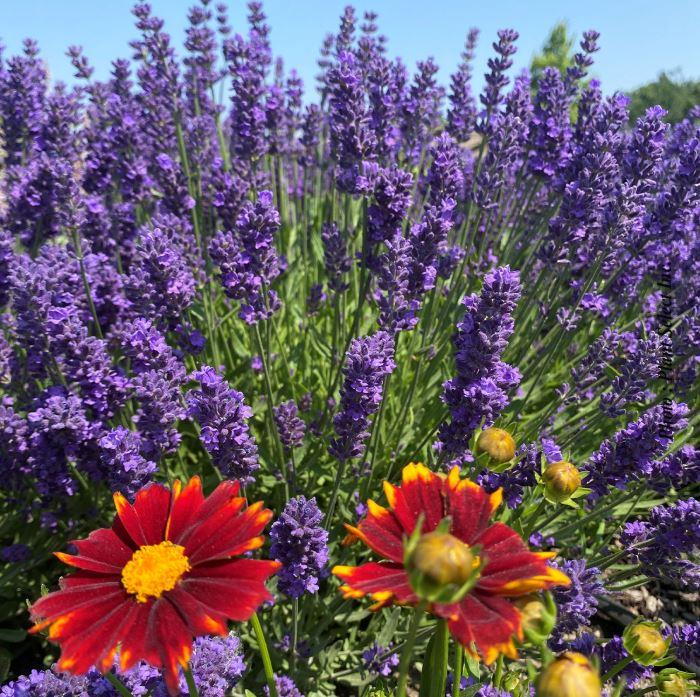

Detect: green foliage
628,70,700,123
530,21,575,84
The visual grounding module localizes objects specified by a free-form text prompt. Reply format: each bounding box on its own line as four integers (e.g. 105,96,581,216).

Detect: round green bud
476,427,516,464
406,531,481,603
543,461,581,502
656,669,696,697
512,592,557,644
410,532,475,586
623,620,670,666
535,652,601,697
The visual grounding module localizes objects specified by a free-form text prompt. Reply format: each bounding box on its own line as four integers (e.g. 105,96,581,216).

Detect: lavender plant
0,4,697,697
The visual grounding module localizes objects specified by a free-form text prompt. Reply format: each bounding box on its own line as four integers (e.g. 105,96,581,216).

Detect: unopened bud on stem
543,462,581,502
476,427,516,464
535,652,601,697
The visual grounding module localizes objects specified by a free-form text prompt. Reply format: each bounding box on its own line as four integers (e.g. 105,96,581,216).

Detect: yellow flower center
121,541,191,603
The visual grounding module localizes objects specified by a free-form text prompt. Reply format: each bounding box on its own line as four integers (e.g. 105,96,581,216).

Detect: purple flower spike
439,266,521,459
186,365,260,483
329,331,395,462
270,495,329,598
274,400,306,451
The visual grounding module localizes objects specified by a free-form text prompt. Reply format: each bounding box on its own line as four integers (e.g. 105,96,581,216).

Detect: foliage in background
628,70,700,123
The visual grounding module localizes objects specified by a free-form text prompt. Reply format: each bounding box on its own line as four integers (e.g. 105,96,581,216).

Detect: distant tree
530,21,575,84
627,71,700,123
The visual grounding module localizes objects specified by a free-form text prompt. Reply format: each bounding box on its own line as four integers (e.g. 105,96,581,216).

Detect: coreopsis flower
333,463,570,663
29,477,280,695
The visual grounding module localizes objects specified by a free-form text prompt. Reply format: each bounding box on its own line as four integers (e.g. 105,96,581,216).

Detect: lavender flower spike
209,190,283,325
270,495,329,598
274,399,306,451
329,331,396,462
439,266,521,458
186,365,260,483
584,401,690,500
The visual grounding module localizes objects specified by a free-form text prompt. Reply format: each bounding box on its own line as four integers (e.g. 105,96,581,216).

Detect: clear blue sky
1,0,699,97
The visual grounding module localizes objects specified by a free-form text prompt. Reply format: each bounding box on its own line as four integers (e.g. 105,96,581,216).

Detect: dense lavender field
0,2,698,696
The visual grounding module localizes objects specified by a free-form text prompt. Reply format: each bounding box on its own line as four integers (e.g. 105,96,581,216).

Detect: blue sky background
1,0,699,97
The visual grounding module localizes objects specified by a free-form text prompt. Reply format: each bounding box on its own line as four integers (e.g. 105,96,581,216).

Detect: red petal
165,586,228,636
148,599,193,696
475,522,569,595
445,467,499,544
384,463,445,535
182,559,279,621
56,598,136,674
54,552,122,575
43,595,127,642
70,528,134,569
113,493,149,547
184,501,271,564
447,592,521,664
119,601,160,672
333,562,416,606
346,499,405,563
166,477,205,542
194,480,240,523
131,482,172,544
30,583,124,628
59,573,123,590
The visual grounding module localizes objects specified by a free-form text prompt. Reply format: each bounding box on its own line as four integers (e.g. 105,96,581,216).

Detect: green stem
104,671,135,697
291,597,299,674
324,456,347,532
493,655,504,688
71,228,104,339
184,667,199,697
251,612,277,697
397,601,427,697
628,686,658,697
453,642,464,697
429,618,450,697
539,640,554,666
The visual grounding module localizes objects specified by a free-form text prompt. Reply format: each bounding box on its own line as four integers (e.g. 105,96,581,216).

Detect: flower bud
623,620,669,666
542,462,581,502
476,427,516,464
656,669,696,697
513,592,557,644
535,652,601,697
407,531,480,603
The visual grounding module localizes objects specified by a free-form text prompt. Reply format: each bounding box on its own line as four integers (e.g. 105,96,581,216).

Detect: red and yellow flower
333,463,570,663
30,477,280,695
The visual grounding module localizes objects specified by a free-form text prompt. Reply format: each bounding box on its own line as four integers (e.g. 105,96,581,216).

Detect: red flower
30,477,280,695
333,463,570,663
